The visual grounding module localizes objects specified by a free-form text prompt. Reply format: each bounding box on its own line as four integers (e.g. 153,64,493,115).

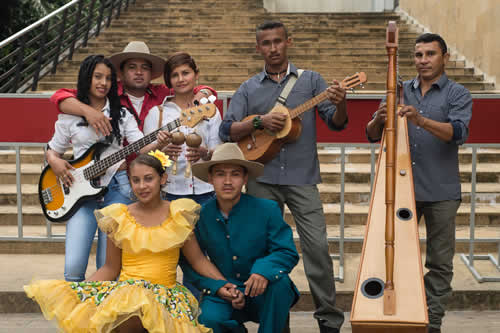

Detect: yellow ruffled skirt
24,279,211,333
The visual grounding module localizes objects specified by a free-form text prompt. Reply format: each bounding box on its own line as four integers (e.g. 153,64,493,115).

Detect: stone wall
263,0,395,13
399,0,500,87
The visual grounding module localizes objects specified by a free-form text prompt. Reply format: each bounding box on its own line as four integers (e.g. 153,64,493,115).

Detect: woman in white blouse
144,52,222,205
45,55,169,282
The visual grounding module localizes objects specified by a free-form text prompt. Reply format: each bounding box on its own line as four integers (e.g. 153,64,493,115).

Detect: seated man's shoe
318,320,340,333
428,327,441,333
227,324,247,333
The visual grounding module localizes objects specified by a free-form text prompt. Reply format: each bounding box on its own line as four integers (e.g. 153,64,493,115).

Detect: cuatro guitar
238,72,367,163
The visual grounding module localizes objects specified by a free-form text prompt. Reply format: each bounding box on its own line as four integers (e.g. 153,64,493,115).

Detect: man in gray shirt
219,21,348,333
366,33,472,333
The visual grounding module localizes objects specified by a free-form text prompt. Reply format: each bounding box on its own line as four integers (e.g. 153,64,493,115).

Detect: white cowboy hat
192,143,264,183
109,41,165,79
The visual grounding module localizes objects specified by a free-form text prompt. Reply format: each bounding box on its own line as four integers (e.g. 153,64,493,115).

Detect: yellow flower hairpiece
148,150,172,170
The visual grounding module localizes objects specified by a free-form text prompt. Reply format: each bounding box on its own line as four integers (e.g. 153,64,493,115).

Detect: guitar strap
275,69,304,107
157,105,163,129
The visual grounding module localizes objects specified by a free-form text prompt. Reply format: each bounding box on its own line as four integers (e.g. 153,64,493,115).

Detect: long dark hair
163,52,199,88
129,153,166,177
76,54,123,143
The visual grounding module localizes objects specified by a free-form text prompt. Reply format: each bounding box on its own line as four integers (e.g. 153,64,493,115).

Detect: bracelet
252,116,264,130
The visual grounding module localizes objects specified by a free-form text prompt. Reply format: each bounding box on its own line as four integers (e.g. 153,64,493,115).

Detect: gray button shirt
219,63,347,185
370,74,472,202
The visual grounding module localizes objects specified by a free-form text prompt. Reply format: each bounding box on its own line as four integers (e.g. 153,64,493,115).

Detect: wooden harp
350,21,428,332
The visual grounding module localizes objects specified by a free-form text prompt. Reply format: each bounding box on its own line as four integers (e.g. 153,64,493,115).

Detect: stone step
284,203,500,226
0,182,498,209
1,160,500,185
0,224,498,254
317,148,500,164
0,202,497,228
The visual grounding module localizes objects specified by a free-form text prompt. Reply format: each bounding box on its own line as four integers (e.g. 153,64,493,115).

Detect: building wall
263,0,395,13
399,0,500,87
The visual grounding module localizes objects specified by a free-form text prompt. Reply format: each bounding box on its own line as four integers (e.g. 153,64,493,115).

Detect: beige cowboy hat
109,41,165,79
192,143,264,183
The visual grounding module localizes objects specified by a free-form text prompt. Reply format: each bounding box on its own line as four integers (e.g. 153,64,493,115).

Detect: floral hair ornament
148,150,172,170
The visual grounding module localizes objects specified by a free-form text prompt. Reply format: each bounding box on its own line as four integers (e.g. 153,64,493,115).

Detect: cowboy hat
109,41,165,79
192,143,264,182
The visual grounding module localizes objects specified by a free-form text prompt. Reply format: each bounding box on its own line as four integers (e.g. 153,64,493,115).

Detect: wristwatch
252,116,264,130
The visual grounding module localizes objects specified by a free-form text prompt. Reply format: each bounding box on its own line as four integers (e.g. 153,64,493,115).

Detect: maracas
170,131,185,175
184,132,202,178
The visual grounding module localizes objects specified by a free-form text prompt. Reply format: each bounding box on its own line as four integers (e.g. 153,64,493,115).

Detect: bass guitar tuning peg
200,97,208,105
208,95,217,103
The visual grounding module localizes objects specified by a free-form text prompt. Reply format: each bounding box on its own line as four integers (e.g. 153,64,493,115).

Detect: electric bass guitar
238,72,367,163
39,103,217,223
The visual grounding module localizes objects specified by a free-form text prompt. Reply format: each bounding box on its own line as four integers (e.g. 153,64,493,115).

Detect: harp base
352,323,427,333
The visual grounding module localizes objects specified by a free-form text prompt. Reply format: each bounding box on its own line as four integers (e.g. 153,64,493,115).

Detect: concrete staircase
35,0,495,92
1,146,500,314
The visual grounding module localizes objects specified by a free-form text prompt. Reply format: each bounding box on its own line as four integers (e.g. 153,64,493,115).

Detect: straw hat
109,41,165,79
192,143,264,183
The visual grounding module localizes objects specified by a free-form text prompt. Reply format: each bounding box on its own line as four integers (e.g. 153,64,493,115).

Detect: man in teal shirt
182,143,299,333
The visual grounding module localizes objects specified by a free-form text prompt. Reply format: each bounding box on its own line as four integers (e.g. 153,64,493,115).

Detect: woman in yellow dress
25,151,234,332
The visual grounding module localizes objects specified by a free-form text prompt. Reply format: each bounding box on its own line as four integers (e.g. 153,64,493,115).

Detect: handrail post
16,146,23,238
12,35,26,93
339,145,346,282
96,0,106,37
32,21,50,91
52,8,68,74
125,0,130,11
107,0,114,27
468,146,478,266
84,0,97,47
116,0,124,19
69,0,84,60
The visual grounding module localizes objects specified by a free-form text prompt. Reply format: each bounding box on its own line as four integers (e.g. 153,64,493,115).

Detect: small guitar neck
288,90,329,119
84,118,181,179
287,72,366,119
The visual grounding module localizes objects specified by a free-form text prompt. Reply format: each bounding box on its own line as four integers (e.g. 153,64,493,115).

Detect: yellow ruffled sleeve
94,199,200,254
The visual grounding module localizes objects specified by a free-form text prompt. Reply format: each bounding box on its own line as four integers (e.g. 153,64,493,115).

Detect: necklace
266,68,287,81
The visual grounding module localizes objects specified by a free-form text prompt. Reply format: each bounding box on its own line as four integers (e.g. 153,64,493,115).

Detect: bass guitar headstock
179,100,217,128
340,72,368,92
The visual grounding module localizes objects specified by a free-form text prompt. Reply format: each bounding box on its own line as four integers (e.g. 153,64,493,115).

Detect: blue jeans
162,191,215,204
64,171,134,282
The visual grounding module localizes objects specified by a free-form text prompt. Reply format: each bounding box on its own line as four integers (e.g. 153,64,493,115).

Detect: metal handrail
0,0,80,49
0,0,136,93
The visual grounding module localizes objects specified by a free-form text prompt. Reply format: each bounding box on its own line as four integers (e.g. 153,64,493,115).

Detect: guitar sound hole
361,278,384,299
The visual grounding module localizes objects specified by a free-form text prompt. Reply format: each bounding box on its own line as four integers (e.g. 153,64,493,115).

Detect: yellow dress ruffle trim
25,280,211,333
95,198,201,253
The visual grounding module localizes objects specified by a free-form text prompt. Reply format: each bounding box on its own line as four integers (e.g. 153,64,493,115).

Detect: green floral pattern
69,280,198,323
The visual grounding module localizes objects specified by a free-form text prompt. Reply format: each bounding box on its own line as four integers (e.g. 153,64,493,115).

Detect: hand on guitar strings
52,157,75,187
326,79,347,106
261,112,287,132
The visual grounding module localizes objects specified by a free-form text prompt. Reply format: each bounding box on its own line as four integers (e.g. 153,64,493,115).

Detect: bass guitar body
238,104,302,163
39,143,108,223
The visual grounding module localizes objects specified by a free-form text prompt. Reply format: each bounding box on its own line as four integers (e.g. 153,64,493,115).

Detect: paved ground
3,253,500,293
1,311,500,332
